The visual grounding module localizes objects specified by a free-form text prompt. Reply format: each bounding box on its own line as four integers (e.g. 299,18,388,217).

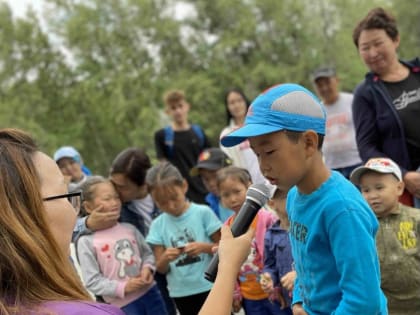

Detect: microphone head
246,183,271,207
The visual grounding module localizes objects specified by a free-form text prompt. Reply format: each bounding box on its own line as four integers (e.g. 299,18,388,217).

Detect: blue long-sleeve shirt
263,221,294,305
287,171,387,315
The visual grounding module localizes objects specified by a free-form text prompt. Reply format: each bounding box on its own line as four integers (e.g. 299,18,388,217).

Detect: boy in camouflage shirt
351,157,420,315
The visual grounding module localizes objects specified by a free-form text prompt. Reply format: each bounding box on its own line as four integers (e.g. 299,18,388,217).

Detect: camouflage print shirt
376,203,420,315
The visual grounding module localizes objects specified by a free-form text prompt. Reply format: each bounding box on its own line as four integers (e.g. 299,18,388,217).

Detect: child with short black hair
190,147,234,222
76,176,168,315
221,83,387,314
350,157,420,315
145,162,222,315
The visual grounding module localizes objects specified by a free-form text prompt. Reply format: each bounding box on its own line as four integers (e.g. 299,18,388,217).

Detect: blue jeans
242,297,292,315
121,285,168,315
155,272,177,315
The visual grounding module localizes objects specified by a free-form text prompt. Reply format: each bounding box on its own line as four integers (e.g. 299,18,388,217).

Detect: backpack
164,124,205,158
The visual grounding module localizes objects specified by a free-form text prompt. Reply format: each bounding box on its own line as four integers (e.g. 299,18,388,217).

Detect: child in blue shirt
190,147,234,222
260,188,294,315
145,162,222,315
221,83,387,315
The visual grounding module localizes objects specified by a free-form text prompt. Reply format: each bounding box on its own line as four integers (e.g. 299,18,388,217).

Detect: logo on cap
366,158,391,168
198,150,211,161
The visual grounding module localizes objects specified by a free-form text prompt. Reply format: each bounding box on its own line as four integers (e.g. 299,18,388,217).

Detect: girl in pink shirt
76,176,168,315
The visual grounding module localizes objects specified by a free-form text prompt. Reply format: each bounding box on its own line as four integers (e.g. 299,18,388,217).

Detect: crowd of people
0,6,419,315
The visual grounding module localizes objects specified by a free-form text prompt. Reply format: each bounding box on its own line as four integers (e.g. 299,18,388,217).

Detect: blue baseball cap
53,146,82,164
221,83,326,147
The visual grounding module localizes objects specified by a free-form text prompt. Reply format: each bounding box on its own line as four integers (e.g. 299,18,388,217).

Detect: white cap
350,157,402,185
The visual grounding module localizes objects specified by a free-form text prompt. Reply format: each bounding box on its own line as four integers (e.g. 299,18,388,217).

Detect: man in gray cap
311,66,362,179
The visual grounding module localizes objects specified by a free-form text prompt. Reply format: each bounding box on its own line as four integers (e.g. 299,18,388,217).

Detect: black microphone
204,183,271,282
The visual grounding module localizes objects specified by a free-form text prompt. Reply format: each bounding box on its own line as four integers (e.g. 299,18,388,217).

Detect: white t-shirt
220,120,266,184
322,92,362,169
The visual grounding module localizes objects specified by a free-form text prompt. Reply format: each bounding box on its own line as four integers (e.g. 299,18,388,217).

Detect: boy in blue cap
54,146,91,191
221,84,387,315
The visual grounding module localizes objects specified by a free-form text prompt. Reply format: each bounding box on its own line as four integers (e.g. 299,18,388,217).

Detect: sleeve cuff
117,281,128,298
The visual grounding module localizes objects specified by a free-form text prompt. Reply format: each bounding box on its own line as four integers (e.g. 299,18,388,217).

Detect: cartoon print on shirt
170,227,201,267
114,239,140,278
239,239,261,282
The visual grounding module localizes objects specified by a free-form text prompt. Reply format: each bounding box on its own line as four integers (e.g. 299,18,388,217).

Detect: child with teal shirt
145,162,222,315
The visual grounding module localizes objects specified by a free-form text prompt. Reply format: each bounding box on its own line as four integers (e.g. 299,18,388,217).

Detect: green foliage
0,0,417,173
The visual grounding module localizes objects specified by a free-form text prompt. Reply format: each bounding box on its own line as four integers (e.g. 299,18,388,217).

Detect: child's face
249,131,308,192
57,157,84,182
151,182,189,217
85,182,122,216
219,177,249,213
110,173,148,203
199,168,219,196
359,172,403,217
165,100,190,125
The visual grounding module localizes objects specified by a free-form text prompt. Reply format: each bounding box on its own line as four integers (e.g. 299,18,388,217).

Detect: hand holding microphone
204,183,271,282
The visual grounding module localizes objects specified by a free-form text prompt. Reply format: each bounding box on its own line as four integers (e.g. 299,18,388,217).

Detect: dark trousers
155,272,177,315
173,291,209,315
121,285,168,315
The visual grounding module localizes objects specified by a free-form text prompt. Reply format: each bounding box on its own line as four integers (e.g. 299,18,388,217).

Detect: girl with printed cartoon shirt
217,166,280,315
76,176,168,315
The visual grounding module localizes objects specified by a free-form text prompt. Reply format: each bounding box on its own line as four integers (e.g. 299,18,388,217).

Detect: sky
4,0,44,18
5,0,194,20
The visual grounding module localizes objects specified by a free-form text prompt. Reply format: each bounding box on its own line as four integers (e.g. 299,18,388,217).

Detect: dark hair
109,147,151,186
352,7,399,47
284,130,324,150
216,166,252,188
224,88,251,124
146,162,184,192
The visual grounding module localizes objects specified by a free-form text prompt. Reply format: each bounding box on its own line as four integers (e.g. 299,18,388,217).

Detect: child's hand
125,276,146,294
281,270,297,292
139,266,154,285
260,272,274,293
232,299,242,313
292,303,308,315
163,247,183,262
184,242,205,256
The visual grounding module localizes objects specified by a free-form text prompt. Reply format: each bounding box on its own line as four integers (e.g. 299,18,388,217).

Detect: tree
0,0,417,173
